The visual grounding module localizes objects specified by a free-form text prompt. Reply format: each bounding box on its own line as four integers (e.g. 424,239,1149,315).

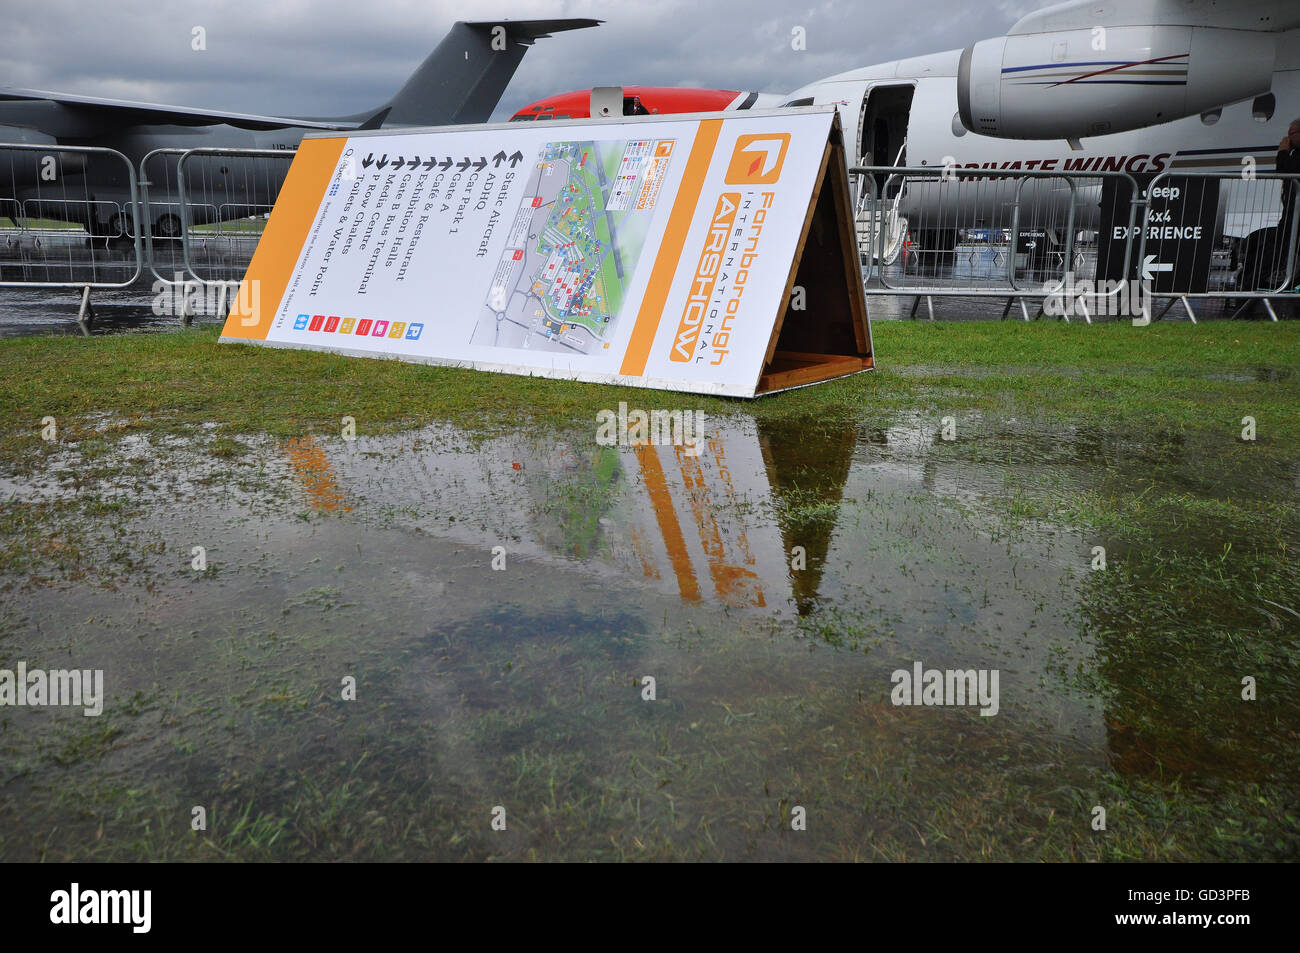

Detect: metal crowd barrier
851,165,1140,321
2,144,1295,329
0,141,295,329
136,146,294,323
0,143,143,293
139,146,292,281
1136,170,1300,323
175,147,292,286
850,165,1300,322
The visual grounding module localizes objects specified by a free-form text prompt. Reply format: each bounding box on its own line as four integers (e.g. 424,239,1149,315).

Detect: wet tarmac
0,231,256,336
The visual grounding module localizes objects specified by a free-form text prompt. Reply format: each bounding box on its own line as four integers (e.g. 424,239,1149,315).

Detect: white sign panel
221,108,861,397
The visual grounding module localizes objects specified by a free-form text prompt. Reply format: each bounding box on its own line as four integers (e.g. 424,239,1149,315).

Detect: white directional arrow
1141,254,1174,281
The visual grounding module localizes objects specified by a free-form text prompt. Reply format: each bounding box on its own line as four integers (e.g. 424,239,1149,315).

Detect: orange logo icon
725,133,790,184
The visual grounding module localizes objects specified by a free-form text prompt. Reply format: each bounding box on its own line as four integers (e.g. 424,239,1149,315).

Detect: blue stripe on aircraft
1002,59,1188,74
1003,61,1127,73
1011,80,1187,86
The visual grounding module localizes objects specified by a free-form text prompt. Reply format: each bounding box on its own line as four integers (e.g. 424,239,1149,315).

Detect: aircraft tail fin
377,19,600,127
356,107,391,130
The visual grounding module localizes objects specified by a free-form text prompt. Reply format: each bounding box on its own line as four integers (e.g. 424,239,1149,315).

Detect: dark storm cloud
0,0,1043,121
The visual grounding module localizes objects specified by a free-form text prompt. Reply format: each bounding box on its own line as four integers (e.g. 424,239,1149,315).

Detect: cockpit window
782,97,815,107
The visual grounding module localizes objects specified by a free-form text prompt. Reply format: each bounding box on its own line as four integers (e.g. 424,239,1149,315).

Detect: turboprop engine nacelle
958,25,1275,139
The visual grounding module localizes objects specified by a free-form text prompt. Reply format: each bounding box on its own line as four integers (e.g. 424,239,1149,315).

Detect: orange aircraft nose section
511,86,751,121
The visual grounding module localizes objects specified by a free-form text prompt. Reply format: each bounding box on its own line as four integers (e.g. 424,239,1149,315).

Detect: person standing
1276,119,1300,289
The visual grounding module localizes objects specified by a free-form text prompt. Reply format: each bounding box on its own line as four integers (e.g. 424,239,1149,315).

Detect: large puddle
1,408,1296,859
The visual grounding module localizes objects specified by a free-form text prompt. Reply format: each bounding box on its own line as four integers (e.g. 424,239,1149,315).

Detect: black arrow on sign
375,154,389,170
456,157,471,171
492,151,508,168
392,156,405,168
472,156,487,171
507,151,524,168
407,156,420,169
438,157,453,171
361,153,375,169
422,156,437,170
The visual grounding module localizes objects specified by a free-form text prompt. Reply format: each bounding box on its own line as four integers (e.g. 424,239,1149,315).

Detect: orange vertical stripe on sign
221,137,347,340
619,119,722,377
634,443,701,603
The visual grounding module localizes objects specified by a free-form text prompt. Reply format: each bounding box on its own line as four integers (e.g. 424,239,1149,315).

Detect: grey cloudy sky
4,0,1042,122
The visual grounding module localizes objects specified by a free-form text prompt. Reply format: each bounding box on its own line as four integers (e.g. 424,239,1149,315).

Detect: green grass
0,217,82,230
1,319,1298,861
0,322,1296,456
191,218,267,235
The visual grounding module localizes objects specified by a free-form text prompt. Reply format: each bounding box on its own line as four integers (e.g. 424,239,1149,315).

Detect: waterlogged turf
0,322,1296,860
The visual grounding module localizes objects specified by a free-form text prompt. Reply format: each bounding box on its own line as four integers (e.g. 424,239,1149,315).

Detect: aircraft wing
0,86,358,131
0,17,602,132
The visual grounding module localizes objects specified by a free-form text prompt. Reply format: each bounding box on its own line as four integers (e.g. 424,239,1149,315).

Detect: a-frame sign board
221,106,873,397
756,119,873,393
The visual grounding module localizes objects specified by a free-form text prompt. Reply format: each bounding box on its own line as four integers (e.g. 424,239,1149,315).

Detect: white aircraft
518,0,1300,282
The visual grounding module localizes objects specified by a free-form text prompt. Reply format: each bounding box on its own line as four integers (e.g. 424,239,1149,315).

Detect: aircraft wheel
106,212,130,240
154,214,183,239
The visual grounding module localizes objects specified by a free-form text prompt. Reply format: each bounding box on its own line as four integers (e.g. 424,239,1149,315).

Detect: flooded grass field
0,322,1297,860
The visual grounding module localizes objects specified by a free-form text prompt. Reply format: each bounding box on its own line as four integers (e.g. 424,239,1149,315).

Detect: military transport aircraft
0,18,598,237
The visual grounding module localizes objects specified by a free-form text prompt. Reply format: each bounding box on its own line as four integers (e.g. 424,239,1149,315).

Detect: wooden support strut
754,117,874,394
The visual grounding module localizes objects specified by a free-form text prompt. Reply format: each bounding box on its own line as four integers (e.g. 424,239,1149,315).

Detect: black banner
2,861,1282,940
1097,175,1220,294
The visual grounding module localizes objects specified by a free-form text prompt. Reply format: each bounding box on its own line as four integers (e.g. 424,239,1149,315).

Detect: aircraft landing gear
103,212,135,246
153,213,182,239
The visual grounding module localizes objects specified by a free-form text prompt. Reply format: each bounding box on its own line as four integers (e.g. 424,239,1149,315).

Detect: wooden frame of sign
756,119,874,394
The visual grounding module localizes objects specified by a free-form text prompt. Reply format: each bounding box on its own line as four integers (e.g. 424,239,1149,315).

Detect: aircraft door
858,84,915,192
855,84,915,267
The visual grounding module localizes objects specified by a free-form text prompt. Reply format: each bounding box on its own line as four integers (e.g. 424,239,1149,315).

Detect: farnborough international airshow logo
725,133,791,185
